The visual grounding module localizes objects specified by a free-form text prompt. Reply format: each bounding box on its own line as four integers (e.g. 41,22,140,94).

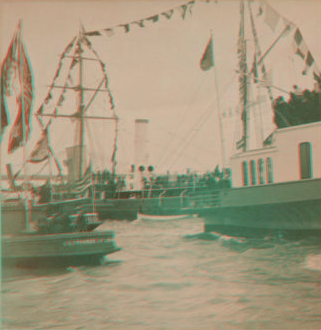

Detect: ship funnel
66,145,87,183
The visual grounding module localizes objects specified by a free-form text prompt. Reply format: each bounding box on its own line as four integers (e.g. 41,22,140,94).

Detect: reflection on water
2,217,321,329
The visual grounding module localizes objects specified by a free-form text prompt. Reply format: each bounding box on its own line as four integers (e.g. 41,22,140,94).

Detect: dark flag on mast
200,36,214,71
0,20,34,153
28,128,50,163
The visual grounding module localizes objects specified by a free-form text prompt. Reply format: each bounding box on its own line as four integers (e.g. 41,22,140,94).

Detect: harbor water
2,217,321,330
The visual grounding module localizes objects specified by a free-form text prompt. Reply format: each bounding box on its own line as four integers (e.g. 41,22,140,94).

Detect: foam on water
2,218,321,330
304,254,321,271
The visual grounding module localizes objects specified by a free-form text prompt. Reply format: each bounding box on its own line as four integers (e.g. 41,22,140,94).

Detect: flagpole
0,26,3,302
211,31,227,174
49,153,54,202
19,20,30,230
91,163,96,215
79,25,86,180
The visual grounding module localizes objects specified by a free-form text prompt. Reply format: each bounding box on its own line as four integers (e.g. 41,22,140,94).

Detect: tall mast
211,31,226,171
20,20,30,229
248,2,274,110
238,1,248,152
78,27,85,179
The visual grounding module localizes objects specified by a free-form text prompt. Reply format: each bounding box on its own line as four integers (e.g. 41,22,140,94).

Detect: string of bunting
36,36,78,123
81,33,118,171
81,34,116,110
84,0,196,37
257,1,319,76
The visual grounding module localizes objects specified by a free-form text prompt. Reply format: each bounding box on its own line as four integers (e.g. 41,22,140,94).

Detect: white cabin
230,121,321,188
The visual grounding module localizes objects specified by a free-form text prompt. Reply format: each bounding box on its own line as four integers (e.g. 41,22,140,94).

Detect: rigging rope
164,101,216,170
155,78,207,166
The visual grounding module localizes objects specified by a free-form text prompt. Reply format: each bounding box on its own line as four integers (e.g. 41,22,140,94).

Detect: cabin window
242,161,249,186
258,158,265,184
299,142,313,179
250,160,257,185
266,157,274,183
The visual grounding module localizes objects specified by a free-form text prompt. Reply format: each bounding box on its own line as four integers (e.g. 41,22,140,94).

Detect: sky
1,0,320,177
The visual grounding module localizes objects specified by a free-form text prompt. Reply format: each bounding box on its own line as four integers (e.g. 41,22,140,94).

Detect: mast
211,31,227,171
78,27,86,180
248,1,291,129
248,2,274,113
238,1,248,152
20,20,30,229
38,26,117,184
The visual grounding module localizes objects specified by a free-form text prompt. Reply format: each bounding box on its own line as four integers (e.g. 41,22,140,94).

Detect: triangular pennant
37,104,44,115
188,1,195,15
133,20,145,28
293,39,308,60
28,128,50,163
257,5,263,16
282,17,295,36
85,30,102,37
64,36,77,55
147,15,159,23
200,36,214,71
162,9,174,19
178,4,188,20
302,52,315,75
104,28,115,37
294,28,303,46
71,57,78,69
68,73,74,85
252,53,258,83
120,24,130,33
295,48,305,60
313,71,321,85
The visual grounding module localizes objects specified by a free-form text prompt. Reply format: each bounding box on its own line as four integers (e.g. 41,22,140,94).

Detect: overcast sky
1,0,320,175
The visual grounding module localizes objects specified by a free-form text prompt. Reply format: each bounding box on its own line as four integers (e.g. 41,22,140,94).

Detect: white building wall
273,122,321,182
230,122,321,188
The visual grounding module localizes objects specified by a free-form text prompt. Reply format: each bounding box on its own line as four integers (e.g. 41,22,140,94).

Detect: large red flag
1,21,34,153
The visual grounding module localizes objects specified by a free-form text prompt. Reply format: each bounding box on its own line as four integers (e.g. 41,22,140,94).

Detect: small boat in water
137,213,196,221
1,22,122,267
2,231,121,268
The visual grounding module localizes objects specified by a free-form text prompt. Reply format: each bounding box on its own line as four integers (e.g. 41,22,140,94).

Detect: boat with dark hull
198,177,321,239
1,22,122,267
1,195,121,268
2,231,121,268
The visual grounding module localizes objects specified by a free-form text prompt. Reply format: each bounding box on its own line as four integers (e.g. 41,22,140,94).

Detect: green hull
200,179,321,239
2,231,122,267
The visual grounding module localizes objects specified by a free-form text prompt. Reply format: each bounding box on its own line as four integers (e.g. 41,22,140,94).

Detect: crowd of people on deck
92,165,232,193
35,165,232,203
37,206,87,234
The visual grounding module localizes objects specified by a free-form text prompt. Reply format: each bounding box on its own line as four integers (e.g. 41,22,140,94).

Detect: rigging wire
85,119,101,170
118,128,129,169
155,78,207,166
159,71,238,169
151,122,218,154
165,101,216,170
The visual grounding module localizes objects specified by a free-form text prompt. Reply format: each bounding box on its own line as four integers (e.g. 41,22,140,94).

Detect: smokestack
134,119,149,168
66,145,87,183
